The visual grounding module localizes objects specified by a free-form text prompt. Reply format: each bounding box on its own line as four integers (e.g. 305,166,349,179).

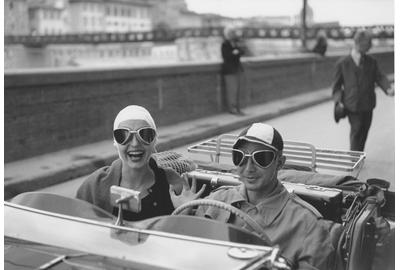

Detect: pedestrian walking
332,30,394,151
221,26,245,115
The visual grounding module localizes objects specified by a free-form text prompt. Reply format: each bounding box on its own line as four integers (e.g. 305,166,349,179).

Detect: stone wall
4,50,394,162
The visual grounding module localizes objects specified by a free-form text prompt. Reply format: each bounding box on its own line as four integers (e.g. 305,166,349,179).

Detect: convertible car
4,134,395,270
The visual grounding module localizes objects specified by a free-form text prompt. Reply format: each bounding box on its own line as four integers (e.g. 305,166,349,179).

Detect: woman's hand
169,173,206,209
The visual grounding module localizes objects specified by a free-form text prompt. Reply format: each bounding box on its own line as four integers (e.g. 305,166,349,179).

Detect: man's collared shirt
351,48,362,67
196,182,335,270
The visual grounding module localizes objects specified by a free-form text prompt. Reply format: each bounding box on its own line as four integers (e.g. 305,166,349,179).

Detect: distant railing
4,25,394,46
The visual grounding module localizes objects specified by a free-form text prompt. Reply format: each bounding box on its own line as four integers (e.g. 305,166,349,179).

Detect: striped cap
233,123,283,152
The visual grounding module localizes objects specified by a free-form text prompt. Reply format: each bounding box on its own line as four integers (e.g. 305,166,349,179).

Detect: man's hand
386,86,395,97
169,173,206,209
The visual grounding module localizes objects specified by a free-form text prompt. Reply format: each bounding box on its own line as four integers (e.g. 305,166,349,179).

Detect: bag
334,102,346,123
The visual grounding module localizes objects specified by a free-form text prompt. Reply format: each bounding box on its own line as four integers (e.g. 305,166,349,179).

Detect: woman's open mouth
127,150,145,162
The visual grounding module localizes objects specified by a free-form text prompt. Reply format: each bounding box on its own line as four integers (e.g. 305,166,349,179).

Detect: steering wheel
172,199,272,245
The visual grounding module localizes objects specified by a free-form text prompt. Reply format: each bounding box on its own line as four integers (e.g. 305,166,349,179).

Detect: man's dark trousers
347,111,373,151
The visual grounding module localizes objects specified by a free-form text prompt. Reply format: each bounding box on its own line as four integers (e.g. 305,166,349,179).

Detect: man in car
170,123,336,270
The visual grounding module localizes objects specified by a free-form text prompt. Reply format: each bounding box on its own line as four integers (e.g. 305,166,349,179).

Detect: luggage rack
188,134,366,177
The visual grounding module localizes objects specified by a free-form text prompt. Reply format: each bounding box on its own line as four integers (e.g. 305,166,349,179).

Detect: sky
186,0,395,26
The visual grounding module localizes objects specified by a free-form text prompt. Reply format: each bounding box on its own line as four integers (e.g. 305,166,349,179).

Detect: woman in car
76,105,181,221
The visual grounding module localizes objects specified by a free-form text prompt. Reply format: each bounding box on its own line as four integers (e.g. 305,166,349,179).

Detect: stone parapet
4,50,394,162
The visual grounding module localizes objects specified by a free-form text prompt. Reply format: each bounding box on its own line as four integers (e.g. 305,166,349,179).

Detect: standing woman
76,105,179,221
221,26,245,115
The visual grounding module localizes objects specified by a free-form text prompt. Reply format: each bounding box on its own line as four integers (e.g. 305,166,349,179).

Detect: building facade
151,0,190,29
29,6,69,35
4,0,30,35
68,0,153,33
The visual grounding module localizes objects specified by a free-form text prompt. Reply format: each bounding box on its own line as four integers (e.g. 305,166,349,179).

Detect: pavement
4,87,333,200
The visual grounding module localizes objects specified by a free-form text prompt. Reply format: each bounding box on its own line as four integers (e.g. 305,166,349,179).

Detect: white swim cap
113,105,156,130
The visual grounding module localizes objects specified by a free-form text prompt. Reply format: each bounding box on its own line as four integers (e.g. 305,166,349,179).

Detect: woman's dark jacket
76,159,174,221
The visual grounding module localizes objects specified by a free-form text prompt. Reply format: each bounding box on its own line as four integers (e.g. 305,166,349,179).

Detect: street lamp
301,0,308,51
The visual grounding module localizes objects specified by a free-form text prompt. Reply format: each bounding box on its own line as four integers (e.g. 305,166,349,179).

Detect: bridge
4,25,394,46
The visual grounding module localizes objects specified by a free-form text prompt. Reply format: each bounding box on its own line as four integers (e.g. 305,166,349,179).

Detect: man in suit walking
332,30,394,151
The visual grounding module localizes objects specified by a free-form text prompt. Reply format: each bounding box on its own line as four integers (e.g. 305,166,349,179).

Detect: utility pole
301,0,308,51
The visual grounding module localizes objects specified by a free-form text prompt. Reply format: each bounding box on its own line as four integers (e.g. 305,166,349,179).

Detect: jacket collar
227,182,290,226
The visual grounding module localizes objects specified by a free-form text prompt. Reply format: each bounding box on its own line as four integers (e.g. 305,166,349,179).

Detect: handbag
334,102,346,123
